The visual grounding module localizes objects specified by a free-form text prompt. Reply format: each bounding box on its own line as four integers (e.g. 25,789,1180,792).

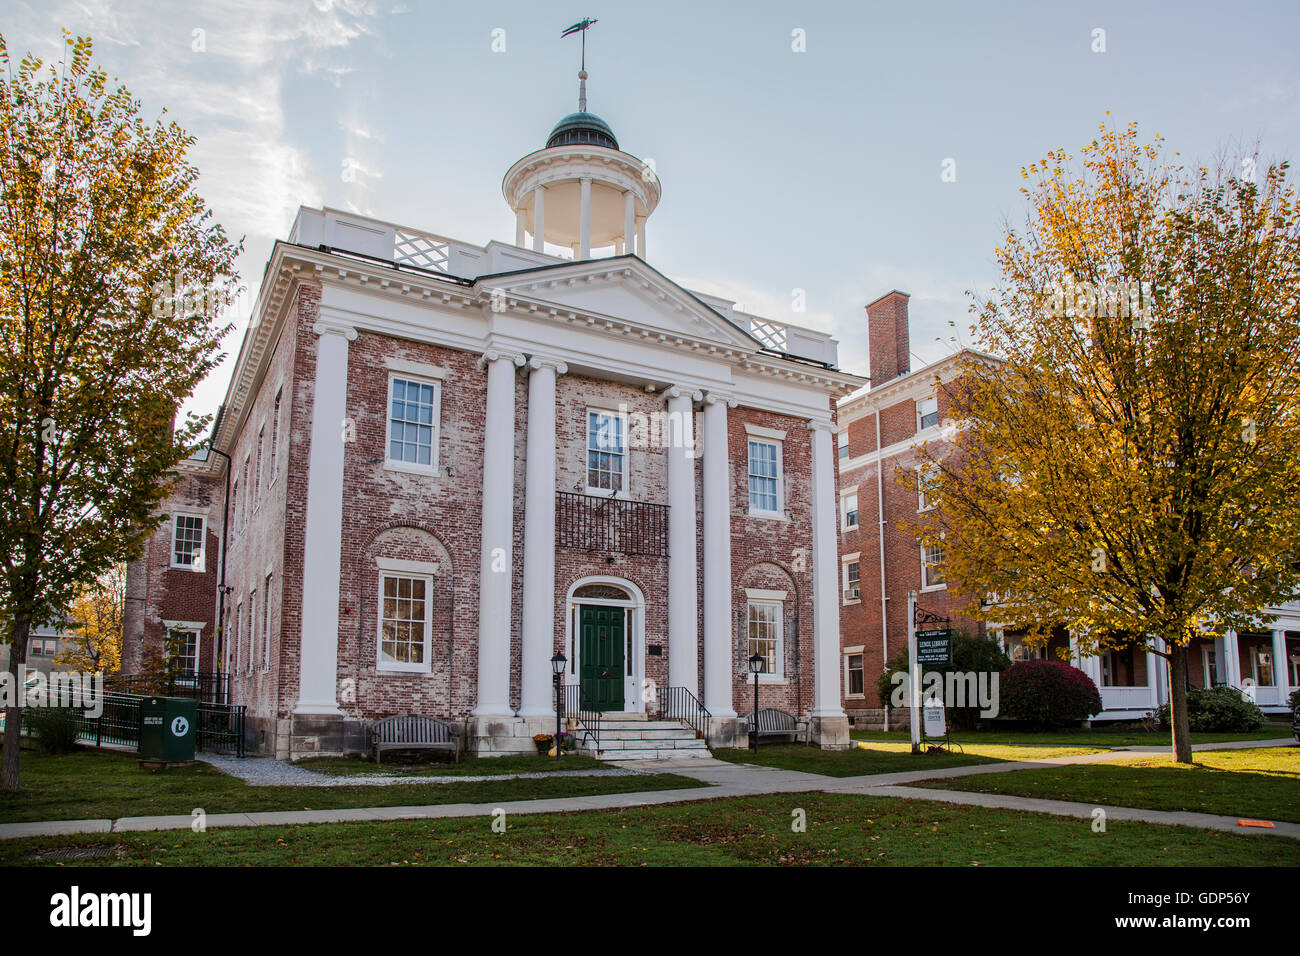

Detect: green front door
579,605,625,712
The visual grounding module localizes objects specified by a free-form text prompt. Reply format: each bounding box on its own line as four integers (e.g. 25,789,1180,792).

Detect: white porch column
519,357,566,717
532,186,545,254
665,387,700,701
1272,629,1289,702
1146,643,1160,708
474,349,524,716
809,419,846,721
515,208,525,248
1224,630,1242,687
1152,638,1168,706
635,217,646,259
578,177,592,259
701,393,735,718
295,320,356,715
623,191,635,254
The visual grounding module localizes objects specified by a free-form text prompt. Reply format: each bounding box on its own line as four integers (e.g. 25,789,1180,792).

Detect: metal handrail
657,685,712,742
563,683,602,754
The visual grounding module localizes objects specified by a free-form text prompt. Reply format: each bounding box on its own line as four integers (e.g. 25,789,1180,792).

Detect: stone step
595,736,707,749
600,746,714,760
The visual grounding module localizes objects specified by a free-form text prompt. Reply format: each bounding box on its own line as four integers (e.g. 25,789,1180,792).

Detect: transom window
921,542,946,589
747,601,783,678
388,376,439,469
587,410,627,493
747,439,781,514
171,515,205,571
379,573,432,671
842,493,859,529
917,395,939,431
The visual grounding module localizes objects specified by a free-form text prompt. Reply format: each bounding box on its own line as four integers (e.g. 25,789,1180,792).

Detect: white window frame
1202,645,1219,687
841,491,859,530
385,373,442,476
270,386,282,486
254,423,265,508
170,513,207,571
844,646,865,699
241,455,251,529
837,428,849,460
229,481,238,539
162,621,204,679
917,394,939,432
377,570,434,674
841,552,862,604
921,541,946,591
585,408,630,497
745,593,785,682
262,572,273,671
917,463,939,512
746,437,784,518
246,591,256,676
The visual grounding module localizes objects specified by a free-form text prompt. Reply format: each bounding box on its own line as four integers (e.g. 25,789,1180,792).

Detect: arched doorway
564,577,645,713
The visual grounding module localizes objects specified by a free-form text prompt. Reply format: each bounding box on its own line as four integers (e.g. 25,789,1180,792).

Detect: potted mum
533,733,553,755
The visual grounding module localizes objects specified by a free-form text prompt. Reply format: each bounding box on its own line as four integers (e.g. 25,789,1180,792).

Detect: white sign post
908,590,921,753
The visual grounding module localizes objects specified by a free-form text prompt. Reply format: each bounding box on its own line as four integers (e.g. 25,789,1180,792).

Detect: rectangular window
842,493,859,529
921,542,946,589
1253,645,1275,687
837,428,849,460
229,482,238,538
255,425,265,505
387,375,439,469
262,573,273,670
747,439,781,514
168,627,199,679
379,573,432,671
171,515,206,571
847,653,865,697
917,395,939,431
843,560,861,601
747,600,783,678
242,456,251,527
234,603,243,674
918,464,939,511
247,592,256,676
586,410,627,493
1202,645,1219,687
270,388,282,482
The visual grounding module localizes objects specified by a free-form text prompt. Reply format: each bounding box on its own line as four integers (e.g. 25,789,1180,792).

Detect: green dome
547,112,618,150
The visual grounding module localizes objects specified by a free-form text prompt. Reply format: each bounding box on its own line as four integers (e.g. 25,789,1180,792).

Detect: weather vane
562,18,599,111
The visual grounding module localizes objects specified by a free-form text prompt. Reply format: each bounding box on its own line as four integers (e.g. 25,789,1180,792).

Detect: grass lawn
916,746,1300,823
851,725,1292,748
712,743,995,776
295,753,607,777
3,792,1295,867
0,748,707,824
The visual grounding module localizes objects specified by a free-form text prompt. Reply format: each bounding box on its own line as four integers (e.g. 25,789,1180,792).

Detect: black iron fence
564,683,602,754
20,691,245,757
556,492,669,557
105,669,229,705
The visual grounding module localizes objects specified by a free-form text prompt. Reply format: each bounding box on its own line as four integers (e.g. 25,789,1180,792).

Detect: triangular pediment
477,258,760,350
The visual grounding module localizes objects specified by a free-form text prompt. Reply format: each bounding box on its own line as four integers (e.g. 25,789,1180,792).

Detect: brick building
834,293,1300,725
123,87,865,758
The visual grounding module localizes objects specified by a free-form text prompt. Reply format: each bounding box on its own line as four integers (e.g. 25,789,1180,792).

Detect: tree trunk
1,615,31,792
1166,642,1194,765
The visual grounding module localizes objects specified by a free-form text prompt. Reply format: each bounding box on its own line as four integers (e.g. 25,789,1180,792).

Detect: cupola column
579,176,592,259
532,186,546,254
623,191,635,255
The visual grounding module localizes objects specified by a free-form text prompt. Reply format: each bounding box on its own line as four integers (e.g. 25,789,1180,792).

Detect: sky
3,0,1299,423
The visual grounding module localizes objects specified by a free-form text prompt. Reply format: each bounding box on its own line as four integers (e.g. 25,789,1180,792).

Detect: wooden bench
742,708,808,745
370,714,461,764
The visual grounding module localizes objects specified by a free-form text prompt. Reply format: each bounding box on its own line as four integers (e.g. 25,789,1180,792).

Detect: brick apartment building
835,294,1300,725
123,89,865,758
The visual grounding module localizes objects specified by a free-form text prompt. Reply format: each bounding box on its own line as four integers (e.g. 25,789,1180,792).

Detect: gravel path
196,754,639,787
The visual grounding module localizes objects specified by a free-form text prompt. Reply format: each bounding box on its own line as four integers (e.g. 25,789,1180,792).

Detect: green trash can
139,697,198,762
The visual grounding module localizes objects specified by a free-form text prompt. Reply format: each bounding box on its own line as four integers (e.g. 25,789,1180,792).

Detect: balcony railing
556,492,669,557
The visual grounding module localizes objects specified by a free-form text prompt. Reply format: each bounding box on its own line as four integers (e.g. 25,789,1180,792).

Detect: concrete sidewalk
2,741,1295,843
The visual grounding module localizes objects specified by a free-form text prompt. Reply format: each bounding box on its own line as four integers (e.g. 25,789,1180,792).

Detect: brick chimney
866,290,911,385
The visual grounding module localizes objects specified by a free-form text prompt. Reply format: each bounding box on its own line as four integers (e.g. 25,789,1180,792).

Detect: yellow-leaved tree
55,564,125,674
916,123,1300,764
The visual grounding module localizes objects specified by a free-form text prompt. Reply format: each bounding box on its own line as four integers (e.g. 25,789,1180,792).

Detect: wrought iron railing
104,668,230,705
655,686,712,742
564,683,602,755
20,691,245,756
556,492,669,557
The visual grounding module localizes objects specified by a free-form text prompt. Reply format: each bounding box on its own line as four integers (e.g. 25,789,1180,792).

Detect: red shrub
999,659,1103,727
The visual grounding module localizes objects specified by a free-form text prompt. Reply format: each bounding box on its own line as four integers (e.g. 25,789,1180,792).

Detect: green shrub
1155,686,1265,733
999,660,1103,728
877,630,1012,729
25,707,82,754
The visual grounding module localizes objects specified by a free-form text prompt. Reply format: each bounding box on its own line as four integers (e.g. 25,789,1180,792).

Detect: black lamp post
748,653,764,754
552,652,566,761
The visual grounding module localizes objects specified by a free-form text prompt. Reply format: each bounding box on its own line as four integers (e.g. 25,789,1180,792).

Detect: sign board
923,699,947,738
916,628,952,665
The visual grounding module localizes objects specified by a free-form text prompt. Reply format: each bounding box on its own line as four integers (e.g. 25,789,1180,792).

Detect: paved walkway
2,739,1295,843
196,753,639,787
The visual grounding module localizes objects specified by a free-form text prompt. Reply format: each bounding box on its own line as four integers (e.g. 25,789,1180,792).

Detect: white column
578,176,592,260
295,321,356,715
474,349,524,716
515,209,525,248
810,419,846,720
635,217,646,259
666,387,700,701
1272,629,1288,700
701,393,735,718
1224,630,1242,687
519,357,566,717
532,186,545,254
1151,638,1167,706
623,191,635,254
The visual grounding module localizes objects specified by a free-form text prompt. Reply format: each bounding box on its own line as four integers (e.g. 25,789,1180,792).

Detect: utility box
139,697,198,763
